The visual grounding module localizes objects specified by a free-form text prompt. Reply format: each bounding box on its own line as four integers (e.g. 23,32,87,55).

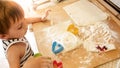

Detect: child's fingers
36,56,52,63
45,9,51,14
41,9,51,22
37,58,53,68
40,57,53,68
43,9,51,18
40,62,53,68
39,56,51,59
41,58,52,64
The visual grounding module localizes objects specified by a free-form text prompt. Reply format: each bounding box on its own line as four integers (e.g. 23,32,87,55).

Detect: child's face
7,17,28,39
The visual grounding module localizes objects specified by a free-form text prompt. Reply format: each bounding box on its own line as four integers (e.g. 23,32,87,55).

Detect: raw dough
63,0,108,26
42,21,82,53
53,31,82,53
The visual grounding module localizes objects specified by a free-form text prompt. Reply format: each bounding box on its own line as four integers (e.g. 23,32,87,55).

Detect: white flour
78,22,118,52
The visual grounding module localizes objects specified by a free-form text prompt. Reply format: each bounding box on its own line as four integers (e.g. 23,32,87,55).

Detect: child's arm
23,56,53,68
7,42,26,68
26,10,51,24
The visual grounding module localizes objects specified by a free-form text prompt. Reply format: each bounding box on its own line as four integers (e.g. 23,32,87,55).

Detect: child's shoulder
2,37,28,52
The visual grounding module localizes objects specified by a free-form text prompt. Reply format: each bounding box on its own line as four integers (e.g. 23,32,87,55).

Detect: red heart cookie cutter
53,60,63,68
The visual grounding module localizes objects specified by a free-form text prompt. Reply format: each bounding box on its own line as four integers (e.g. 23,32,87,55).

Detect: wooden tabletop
32,0,120,68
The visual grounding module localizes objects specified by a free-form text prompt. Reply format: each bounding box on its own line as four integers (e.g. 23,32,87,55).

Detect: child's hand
26,10,51,24
23,56,53,68
41,9,51,22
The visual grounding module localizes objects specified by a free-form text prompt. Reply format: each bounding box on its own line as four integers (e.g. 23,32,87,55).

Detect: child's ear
0,34,3,39
0,34,8,40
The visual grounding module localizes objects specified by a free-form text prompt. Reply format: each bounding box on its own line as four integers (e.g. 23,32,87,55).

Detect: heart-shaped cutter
53,60,63,68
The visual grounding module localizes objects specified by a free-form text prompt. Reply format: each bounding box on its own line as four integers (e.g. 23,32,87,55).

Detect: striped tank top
2,37,34,67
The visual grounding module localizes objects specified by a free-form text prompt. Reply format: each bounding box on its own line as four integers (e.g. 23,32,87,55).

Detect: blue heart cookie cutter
52,41,64,54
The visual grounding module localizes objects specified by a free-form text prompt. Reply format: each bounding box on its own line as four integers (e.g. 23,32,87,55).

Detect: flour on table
42,21,82,53
42,20,117,53
42,20,72,42
80,22,117,52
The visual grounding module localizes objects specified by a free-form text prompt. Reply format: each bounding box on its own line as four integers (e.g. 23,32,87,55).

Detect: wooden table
32,0,120,68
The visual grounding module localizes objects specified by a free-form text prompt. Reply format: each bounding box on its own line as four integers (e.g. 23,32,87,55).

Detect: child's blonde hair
0,1,24,34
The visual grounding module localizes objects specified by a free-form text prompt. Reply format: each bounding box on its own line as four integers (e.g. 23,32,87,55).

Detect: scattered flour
78,22,118,52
